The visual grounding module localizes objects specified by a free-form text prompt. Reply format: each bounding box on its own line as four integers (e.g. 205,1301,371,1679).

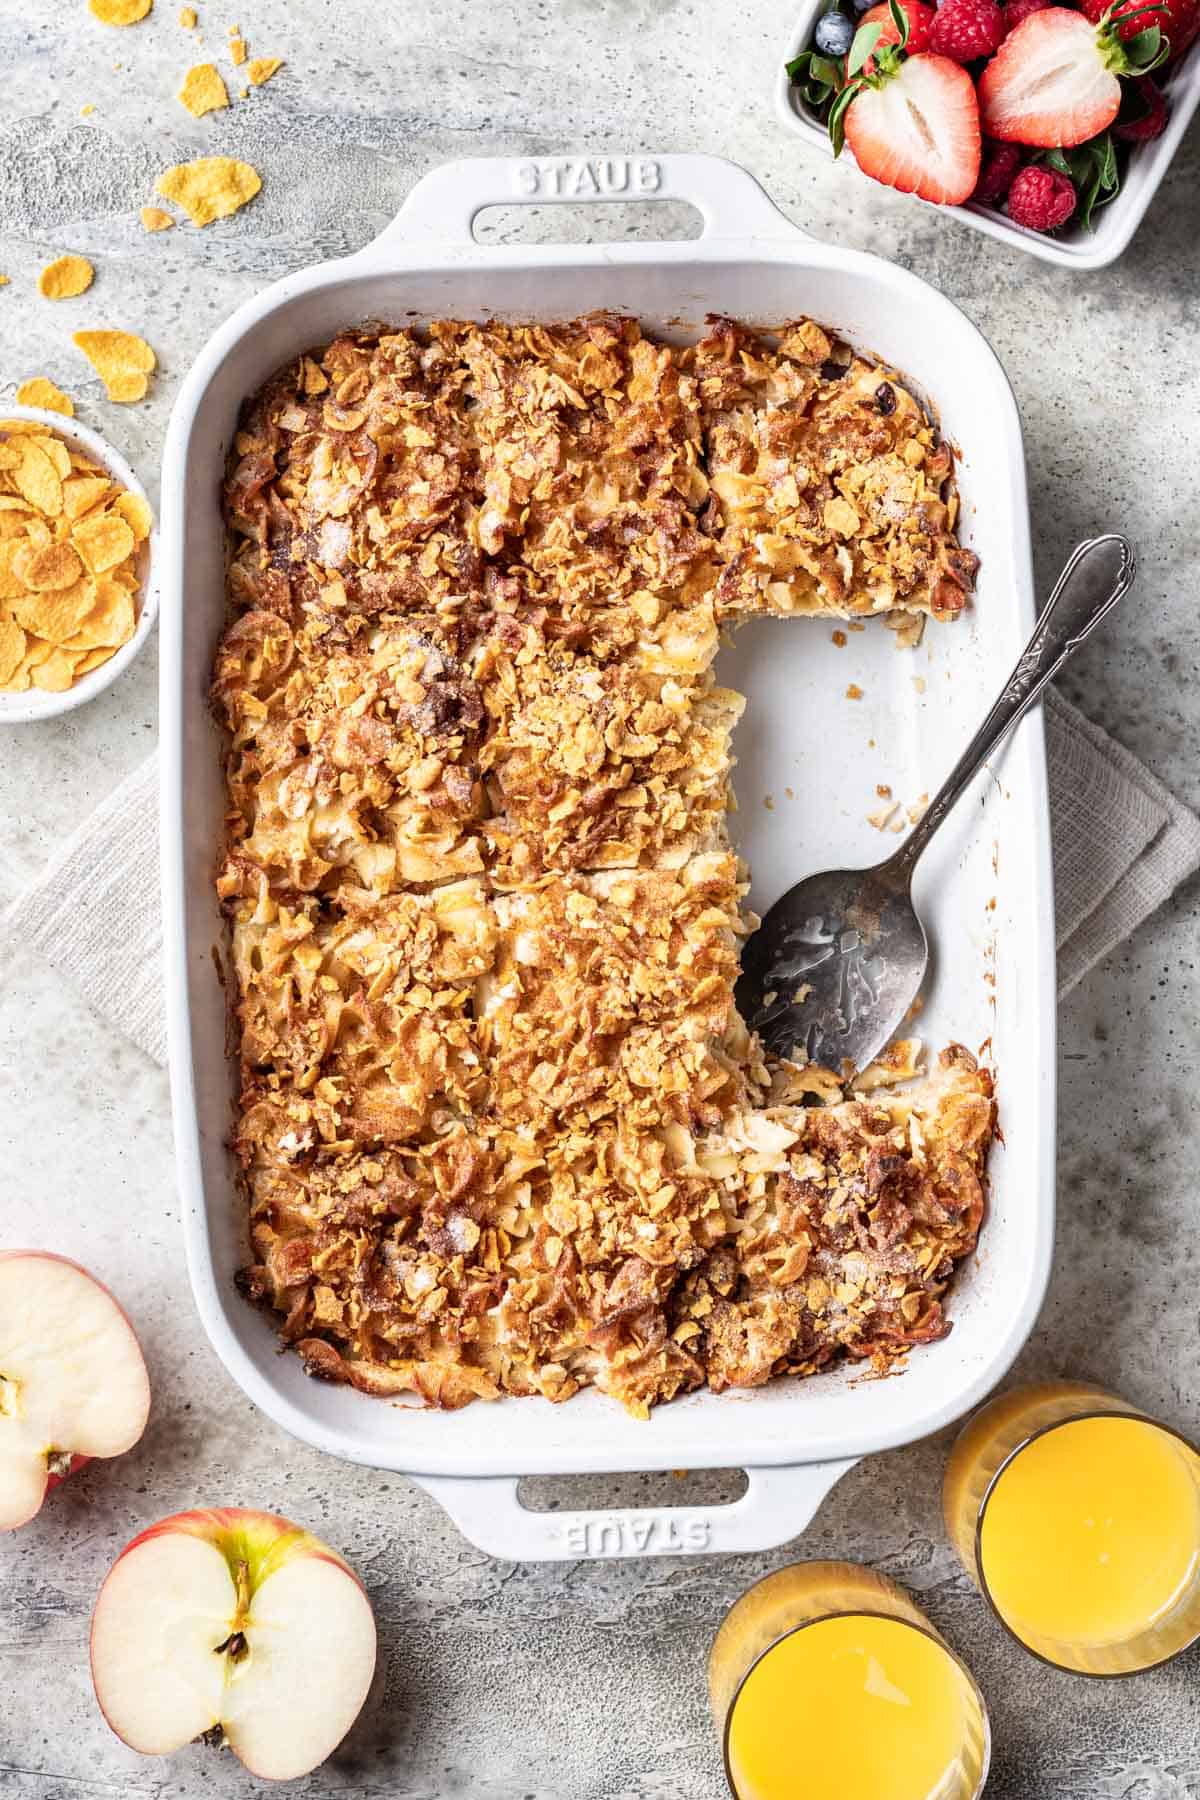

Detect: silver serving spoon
735,534,1136,1072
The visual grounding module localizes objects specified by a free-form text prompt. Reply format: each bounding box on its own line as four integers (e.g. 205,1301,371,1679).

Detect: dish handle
364,152,806,250
411,1459,857,1562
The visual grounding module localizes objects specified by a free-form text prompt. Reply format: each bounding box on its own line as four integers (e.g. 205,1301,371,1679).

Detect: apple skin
117,1506,365,1583
44,1453,93,1492
0,1251,150,1531
90,1507,377,1782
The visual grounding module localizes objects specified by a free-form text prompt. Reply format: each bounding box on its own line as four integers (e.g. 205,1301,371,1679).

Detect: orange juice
709,1563,989,1800
728,1614,969,1800
944,1382,1200,1675
980,1415,1200,1649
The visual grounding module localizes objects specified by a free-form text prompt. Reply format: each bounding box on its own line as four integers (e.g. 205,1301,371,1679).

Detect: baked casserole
216,314,993,1417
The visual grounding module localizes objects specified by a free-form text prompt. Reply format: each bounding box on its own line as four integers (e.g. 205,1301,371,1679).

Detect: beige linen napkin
6,690,1200,1065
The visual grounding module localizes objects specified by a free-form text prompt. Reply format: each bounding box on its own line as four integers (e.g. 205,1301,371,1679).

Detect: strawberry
838,54,982,201
929,0,1006,59
1079,0,1199,58
859,0,936,64
1113,71,1171,133
1007,163,1078,226
978,6,1168,147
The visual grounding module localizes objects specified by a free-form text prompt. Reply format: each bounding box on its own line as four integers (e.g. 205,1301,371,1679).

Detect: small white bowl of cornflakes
0,405,156,723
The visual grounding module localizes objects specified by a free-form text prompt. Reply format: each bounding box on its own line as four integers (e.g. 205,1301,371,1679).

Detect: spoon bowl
736,859,928,1071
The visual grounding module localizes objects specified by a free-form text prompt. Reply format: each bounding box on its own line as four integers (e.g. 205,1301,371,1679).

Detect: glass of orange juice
708,1561,990,1800
944,1381,1200,1676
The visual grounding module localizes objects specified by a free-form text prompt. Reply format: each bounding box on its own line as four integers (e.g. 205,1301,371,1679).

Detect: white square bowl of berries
777,0,1200,264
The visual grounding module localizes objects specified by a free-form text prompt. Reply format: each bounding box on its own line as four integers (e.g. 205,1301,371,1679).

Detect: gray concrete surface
2,1,1199,1795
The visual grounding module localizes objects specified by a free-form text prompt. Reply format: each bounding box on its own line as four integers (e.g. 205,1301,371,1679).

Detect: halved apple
90,1508,377,1781
0,1251,150,1531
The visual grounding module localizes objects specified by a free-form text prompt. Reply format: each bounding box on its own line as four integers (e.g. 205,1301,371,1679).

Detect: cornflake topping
219,317,990,1419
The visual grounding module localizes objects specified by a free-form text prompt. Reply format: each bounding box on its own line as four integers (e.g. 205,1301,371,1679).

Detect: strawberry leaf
810,52,844,86
887,0,912,47
847,21,884,74
786,48,846,105
1042,131,1121,230
1098,9,1170,72
827,78,862,153
1125,23,1160,50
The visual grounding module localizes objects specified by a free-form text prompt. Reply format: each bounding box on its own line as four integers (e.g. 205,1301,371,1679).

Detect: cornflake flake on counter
229,32,246,64
0,420,148,693
15,378,75,416
179,4,197,23
178,62,229,116
140,206,176,232
38,256,95,301
88,0,152,22
73,330,157,404
155,155,261,225
247,56,282,85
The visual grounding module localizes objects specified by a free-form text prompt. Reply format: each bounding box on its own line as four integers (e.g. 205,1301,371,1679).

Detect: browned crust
216,315,990,1418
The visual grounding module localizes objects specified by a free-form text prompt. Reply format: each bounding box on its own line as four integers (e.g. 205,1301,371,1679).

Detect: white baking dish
161,153,1055,1561
777,2,1200,269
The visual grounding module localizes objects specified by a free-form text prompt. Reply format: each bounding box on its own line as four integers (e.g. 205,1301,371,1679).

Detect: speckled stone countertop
2,2,1200,1796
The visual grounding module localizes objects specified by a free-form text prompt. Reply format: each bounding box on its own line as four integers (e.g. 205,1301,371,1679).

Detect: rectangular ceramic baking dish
777,1,1200,268
161,153,1055,1561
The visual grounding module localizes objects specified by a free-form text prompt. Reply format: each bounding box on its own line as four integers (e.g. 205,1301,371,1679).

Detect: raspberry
972,140,1024,204
928,0,1006,58
1007,165,1077,231
1002,0,1051,31
1114,74,1170,139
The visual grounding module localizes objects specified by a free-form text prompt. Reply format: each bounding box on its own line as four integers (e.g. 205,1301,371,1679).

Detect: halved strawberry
978,5,1167,146
841,55,982,202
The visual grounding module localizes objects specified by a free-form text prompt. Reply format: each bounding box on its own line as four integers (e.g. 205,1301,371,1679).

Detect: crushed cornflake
140,205,176,232
72,329,157,404
81,103,96,116
229,32,246,63
217,317,992,1419
247,55,282,85
15,377,75,416
179,4,197,22
155,155,261,225
0,418,145,693
178,62,229,115
38,256,95,301
845,683,864,700
88,0,152,22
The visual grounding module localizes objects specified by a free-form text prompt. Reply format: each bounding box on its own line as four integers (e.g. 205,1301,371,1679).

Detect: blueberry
815,9,856,53
850,0,876,16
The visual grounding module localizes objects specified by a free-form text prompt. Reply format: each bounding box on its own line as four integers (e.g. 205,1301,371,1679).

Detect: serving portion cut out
215,315,993,1418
